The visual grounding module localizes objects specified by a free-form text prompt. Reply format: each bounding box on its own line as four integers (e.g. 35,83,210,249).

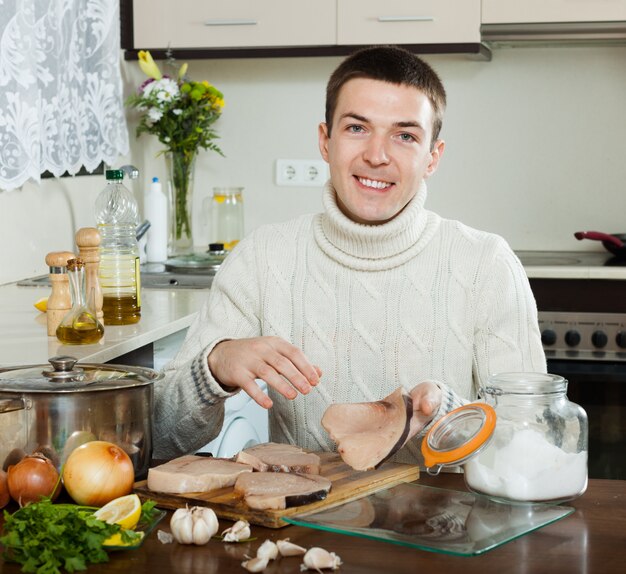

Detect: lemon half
34,297,48,313
94,493,141,530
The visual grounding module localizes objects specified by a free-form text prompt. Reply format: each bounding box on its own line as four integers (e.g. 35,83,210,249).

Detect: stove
516,251,626,480
516,251,626,361
517,250,626,267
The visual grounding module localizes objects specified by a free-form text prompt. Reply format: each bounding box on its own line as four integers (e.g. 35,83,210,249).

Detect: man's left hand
408,381,442,439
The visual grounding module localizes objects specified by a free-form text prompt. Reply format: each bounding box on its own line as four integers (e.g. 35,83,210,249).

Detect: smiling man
153,46,546,463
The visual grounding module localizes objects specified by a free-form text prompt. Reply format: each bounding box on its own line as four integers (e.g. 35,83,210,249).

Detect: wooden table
1,475,624,574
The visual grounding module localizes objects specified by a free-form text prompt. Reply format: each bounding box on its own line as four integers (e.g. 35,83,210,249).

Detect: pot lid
0,355,159,393
421,403,496,475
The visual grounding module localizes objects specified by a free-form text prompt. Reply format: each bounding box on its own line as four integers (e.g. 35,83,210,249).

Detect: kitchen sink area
16,262,215,290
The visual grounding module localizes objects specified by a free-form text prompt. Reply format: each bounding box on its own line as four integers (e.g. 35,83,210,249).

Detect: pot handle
574,231,624,248
0,397,31,414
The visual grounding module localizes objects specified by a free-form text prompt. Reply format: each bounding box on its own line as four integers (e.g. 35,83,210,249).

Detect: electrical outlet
276,159,328,187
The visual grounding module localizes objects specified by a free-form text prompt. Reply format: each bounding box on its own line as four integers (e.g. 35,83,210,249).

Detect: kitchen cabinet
482,0,626,24
122,0,487,59
131,0,336,49
338,0,480,45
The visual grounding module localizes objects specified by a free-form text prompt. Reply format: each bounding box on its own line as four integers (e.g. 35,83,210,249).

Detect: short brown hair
325,45,447,146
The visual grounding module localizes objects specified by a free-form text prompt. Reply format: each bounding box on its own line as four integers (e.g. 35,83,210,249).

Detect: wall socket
275,159,329,187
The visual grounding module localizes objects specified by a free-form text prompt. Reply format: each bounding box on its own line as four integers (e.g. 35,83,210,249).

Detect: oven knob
616,331,626,348
591,330,608,349
541,329,557,346
564,330,581,347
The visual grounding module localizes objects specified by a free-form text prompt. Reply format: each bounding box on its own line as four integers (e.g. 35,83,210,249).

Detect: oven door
548,359,626,480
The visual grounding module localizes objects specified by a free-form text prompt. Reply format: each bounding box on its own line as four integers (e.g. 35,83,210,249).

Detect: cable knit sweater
153,182,546,462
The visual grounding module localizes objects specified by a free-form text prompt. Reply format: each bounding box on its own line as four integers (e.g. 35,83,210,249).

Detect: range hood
481,21,626,45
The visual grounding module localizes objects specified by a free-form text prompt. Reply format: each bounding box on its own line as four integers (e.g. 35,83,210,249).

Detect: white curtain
0,0,129,191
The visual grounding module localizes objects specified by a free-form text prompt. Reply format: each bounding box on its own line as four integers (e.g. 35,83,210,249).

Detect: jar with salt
422,372,588,504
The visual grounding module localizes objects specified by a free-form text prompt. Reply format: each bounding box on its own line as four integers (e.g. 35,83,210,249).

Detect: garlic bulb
222,519,251,542
300,547,343,571
277,538,306,557
256,539,279,561
241,556,269,573
170,506,219,545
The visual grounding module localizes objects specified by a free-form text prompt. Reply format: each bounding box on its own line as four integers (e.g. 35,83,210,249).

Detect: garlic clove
170,508,194,544
194,506,219,539
301,547,343,571
256,539,279,561
192,516,212,546
222,519,251,542
157,529,174,544
241,556,269,573
277,538,306,557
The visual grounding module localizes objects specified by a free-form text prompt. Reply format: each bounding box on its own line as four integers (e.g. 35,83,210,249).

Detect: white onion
62,440,134,506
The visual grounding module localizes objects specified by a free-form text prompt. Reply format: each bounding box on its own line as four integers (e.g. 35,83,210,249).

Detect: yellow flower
202,81,210,88
178,63,188,80
138,50,162,80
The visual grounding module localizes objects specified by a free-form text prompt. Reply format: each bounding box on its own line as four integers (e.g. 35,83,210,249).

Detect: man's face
319,78,444,225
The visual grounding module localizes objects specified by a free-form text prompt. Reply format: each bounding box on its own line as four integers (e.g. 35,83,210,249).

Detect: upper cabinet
338,0,480,44
131,0,336,49
482,0,626,24
123,0,486,58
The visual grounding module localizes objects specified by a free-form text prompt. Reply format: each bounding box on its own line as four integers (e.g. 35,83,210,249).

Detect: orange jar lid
421,403,496,475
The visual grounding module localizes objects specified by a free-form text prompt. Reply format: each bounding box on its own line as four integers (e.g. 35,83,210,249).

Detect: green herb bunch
0,498,158,574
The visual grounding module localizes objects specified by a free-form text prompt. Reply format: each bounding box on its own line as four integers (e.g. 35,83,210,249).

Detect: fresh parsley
0,499,158,573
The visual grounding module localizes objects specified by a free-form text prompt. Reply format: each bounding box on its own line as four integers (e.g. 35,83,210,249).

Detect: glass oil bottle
95,169,141,325
56,258,105,345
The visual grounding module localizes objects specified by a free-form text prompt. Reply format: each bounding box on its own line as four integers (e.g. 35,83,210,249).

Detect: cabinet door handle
377,16,435,23
204,19,258,27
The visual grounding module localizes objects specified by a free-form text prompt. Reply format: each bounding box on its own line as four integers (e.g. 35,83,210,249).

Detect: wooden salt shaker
75,227,103,321
45,251,75,336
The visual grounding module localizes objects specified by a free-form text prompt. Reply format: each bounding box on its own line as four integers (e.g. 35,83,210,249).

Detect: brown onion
0,469,10,509
62,440,135,506
7,453,61,506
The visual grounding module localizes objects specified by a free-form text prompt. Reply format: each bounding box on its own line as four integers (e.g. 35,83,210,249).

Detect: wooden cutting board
134,452,420,529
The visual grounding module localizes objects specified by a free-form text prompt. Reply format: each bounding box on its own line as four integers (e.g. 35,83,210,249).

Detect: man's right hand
207,337,322,409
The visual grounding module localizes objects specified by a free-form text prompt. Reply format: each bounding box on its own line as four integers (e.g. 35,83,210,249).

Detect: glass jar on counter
204,187,244,251
422,372,588,504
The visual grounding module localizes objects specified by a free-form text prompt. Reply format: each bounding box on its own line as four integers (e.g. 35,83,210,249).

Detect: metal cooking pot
0,355,160,480
574,230,626,258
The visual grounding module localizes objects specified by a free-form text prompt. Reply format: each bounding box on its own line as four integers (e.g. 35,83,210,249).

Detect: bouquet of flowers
126,50,224,254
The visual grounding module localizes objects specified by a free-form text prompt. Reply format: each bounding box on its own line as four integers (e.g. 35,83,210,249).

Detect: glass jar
423,372,588,504
206,187,244,251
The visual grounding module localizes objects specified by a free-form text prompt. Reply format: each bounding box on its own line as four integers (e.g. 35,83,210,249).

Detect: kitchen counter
1,474,622,574
516,250,626,280
0,283,209,366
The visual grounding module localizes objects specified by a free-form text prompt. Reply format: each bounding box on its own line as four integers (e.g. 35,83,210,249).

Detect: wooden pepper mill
45,251,75,336
75,227,103,321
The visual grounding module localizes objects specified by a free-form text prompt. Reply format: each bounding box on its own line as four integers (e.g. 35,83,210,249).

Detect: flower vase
165,150,196,256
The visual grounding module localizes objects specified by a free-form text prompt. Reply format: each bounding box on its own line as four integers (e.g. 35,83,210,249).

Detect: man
153,46,546,461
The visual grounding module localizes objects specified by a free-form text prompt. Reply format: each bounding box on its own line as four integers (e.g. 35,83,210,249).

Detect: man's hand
207,337,322,409
408,381,442,439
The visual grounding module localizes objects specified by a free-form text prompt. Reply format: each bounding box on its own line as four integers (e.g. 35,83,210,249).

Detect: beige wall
2,45,626,285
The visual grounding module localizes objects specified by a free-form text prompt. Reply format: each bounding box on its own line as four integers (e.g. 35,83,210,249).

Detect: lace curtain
0,0,129,191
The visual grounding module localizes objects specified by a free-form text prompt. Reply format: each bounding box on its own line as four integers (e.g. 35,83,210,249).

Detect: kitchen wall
2,45,626,285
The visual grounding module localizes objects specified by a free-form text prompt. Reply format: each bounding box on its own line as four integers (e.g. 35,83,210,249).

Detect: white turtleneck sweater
153,182,546,461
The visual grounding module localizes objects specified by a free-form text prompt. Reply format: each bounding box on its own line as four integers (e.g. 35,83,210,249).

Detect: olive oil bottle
95,169,141,325
56,258,104,345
